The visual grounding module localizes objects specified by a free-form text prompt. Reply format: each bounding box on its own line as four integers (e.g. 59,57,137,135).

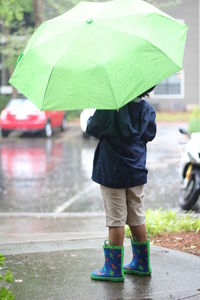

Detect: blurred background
0,0,199,215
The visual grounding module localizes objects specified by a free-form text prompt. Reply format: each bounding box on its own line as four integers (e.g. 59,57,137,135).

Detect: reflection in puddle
0,134,99,212
1,140,63,179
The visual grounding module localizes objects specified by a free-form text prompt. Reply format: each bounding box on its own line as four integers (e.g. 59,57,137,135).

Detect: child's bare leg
129,224,147,242
109,226,124,246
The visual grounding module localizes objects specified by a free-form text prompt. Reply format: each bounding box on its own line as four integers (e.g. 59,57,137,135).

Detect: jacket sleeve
141,106,157,142
86,110,116,139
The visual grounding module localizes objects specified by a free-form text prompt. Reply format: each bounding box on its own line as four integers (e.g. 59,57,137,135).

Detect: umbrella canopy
9,0,188,110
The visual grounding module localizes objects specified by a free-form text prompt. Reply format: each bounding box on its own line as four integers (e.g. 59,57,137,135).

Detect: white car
80,109,95,138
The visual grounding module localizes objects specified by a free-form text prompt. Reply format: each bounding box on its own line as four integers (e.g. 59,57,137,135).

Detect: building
149,0,199,111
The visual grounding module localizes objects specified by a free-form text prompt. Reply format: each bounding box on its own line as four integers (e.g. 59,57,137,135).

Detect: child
86,87,156,282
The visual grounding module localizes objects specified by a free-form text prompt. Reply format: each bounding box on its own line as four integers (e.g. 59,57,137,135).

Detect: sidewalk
1,214,200,300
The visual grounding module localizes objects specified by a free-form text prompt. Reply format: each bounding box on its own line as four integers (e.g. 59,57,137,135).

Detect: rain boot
123,236,151,276
91,240,124,282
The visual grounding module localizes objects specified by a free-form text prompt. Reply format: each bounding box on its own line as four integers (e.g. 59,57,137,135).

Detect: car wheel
1,129,10,137
61,115,67,132
43,121,52,138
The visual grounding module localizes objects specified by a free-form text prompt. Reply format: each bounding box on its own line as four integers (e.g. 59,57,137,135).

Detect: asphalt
2,122,199,214
1,214,200,300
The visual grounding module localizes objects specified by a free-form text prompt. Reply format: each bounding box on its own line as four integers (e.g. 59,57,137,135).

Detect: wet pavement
0,213,107,248
4,240,200,300
1,213,200,300
0,123,200,300
0,122,197,213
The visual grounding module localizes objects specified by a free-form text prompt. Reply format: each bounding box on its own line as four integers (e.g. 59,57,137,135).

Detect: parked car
0,98,67,137
80,109,95,138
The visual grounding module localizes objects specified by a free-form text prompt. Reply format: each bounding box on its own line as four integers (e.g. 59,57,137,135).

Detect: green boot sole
124,268,151,276
91,274,124,282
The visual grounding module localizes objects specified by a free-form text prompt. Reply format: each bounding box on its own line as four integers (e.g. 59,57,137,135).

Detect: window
151,71,184,99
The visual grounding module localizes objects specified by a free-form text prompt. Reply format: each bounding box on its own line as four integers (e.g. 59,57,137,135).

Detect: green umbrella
9,0,188,110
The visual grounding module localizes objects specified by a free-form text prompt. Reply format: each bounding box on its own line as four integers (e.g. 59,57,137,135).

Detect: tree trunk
33,0,43,27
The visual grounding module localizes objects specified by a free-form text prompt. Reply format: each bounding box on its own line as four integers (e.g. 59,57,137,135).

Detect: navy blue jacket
86,99,156,188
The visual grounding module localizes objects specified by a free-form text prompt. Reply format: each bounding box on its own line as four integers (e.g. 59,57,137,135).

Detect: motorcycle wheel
179,172,200,210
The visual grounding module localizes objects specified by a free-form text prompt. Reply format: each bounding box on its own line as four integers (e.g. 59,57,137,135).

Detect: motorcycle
179,128,200,210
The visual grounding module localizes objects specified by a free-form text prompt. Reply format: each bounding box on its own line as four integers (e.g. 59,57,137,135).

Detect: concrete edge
1,235,200,262
0,212,105,218
0,211,199,218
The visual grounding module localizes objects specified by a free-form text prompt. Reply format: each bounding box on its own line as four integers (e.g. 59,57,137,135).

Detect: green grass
125,209,200,237
188,108,200,133
156,109,200,133
156,112,190,122
66,110,82,121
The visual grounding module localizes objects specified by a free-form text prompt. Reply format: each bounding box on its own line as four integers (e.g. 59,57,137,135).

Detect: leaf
4,270,13,284
0,287,15,300
175,237,183,241
0,287,10,299
0,286,15,300
0,255,5,267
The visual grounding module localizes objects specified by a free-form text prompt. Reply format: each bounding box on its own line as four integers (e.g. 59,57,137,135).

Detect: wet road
0,122,191,213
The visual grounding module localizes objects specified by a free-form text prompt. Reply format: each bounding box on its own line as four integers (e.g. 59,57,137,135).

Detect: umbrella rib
41,66,56,109
28,22,81,51
41,27,85,109
91,26,119,110
101,65,119,110
98,18,184,69
142,38,181,69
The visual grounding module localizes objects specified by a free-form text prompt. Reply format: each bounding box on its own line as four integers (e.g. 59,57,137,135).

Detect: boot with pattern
91,240,124,282
123,236,151,276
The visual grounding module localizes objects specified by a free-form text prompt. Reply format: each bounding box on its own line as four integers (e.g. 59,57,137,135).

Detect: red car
0,98,67,137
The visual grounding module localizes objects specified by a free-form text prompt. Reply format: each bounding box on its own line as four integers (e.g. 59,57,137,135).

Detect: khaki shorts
100,185,145,227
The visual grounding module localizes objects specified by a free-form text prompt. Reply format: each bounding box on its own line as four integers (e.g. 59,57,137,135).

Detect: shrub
66,110,82,121
0,253,15,300
125,209,200,237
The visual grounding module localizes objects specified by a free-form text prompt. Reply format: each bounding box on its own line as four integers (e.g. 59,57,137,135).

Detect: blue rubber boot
123,236,151,276
91,240,124,282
